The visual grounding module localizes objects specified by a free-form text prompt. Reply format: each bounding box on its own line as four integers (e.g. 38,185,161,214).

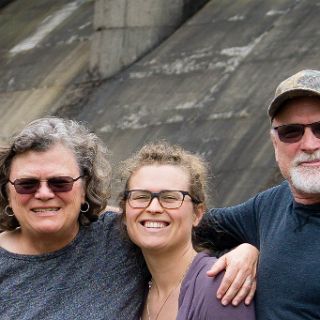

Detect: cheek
9,193,32,208
173,211,193,231
124,207,136,224
68,185,86,204
272,135,297,164
274,145,300,180
124,205,140,229
277,145,297,166
61,192,82,208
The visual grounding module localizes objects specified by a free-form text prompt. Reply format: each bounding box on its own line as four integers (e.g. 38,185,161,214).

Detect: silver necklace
146,278,182,320
144,256,195,320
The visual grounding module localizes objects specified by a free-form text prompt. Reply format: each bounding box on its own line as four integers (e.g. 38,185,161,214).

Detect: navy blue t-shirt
201,181,320,320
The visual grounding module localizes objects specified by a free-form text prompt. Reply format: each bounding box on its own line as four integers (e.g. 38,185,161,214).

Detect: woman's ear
192,204,205,227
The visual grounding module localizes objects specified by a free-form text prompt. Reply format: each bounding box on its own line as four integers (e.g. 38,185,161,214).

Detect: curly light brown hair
118,141,209,215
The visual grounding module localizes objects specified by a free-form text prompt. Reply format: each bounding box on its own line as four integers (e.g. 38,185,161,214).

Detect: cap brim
268,89,320,119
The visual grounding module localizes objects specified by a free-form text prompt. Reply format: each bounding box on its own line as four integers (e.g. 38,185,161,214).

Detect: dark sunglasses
8,175,83,194
272,121,320,143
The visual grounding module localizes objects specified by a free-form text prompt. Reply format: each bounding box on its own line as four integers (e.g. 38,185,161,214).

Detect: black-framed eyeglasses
272,121,320,143
8,176,83,194
124,189,200,209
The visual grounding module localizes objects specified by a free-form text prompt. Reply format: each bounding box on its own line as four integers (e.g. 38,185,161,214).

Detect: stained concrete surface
69,0,320,206
1,0,320,207
0,0,93,139
91,0,209,78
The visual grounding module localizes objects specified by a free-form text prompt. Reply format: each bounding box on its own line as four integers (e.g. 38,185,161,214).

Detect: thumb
207,255,227,277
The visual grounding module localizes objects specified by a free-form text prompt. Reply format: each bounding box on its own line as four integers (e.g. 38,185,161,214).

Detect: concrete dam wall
1,0,320,206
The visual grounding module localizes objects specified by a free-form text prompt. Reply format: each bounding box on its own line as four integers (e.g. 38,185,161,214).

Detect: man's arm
194,198,259,306
195,197,259,248
194,210,242,254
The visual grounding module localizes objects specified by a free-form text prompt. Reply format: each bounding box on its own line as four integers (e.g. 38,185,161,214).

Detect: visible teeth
33,208,59,212
144,221,167,228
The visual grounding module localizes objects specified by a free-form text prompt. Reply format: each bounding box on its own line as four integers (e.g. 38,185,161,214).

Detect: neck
291,187,320,205
1,224,80,255
141,244,197,320
143,244,197,294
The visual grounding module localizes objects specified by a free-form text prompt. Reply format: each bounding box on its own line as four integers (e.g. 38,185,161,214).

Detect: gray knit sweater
0,212,147,320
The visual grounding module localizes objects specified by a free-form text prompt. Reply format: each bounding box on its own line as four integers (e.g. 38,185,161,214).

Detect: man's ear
193,204,205,227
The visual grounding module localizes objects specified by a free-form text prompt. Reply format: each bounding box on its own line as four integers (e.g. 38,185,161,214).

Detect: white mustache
293,150,320,166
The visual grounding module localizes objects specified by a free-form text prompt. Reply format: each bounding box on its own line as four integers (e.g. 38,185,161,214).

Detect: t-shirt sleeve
178,254,256,320
195,197,259,250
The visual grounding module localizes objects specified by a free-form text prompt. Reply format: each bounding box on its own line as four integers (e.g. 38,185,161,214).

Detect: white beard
290,151,320,194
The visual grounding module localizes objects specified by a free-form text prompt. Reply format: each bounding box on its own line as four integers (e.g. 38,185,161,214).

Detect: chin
33,221,65,235
290,167,320,194
138,240,168,252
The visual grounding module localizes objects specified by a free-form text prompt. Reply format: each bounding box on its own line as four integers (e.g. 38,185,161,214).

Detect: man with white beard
290,149,320,194
196,69,320,320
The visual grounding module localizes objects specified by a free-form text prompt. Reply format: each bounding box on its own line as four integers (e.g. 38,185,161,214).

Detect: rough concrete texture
0,0,93,141
94,0,185,28
90,0,208,78
1,0,320,208
77,0,320,206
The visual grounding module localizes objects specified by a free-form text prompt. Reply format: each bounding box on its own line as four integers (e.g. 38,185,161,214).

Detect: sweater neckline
0,226,85,261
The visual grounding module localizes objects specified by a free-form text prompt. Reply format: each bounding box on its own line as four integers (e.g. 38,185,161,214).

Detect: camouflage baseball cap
268,69,320,119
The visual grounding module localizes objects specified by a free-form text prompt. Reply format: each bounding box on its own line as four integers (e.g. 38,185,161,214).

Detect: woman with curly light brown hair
119,141,256,320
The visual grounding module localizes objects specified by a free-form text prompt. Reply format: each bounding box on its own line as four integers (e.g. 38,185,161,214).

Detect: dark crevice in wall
182,0,209,21
0,0,14,10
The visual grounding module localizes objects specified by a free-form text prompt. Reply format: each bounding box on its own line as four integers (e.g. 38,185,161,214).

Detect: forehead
129,164,190,190
273,97,320,125
10,143,79,177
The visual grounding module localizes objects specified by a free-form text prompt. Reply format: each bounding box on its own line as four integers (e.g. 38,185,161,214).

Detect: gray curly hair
0,117,111,230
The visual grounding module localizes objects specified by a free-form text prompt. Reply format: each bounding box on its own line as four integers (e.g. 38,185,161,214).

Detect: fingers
215,244,259,305
216,262,240,302
244,279,256,305
219,269,250,305
206,255,227,277
231,276,256,306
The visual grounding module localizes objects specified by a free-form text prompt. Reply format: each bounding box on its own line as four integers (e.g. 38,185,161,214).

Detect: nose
300,127,320,153
146,197,164,213
34,181,55,200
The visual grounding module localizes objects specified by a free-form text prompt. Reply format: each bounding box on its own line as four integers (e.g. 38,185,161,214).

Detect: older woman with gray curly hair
0,117,147,319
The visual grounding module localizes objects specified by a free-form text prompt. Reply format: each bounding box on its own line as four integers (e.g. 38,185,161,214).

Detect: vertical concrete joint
90,0,207,79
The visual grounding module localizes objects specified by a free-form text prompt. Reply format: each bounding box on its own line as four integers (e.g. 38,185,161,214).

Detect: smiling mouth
141,221,169,229
31,208,60,216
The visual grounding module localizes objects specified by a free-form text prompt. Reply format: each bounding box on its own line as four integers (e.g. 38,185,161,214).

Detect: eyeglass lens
274,121,320,143
127,190,186,209
9,176,82,194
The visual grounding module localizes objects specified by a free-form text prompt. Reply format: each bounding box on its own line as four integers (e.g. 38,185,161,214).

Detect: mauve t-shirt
177,252,256,320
